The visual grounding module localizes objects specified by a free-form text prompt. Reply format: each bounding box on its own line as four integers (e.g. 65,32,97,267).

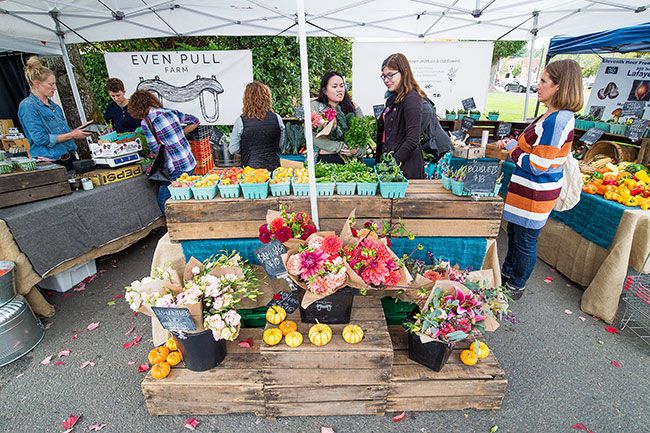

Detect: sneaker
501,273,511,285
506,282,525,300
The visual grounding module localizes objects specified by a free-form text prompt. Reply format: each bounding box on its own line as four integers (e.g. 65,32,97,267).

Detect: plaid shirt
142,107,200,174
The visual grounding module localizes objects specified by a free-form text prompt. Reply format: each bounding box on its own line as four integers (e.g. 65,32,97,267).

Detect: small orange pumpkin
148,346,170,365
166,351,182,367
278,320,298,336
150,362,171,379
165,337,178,352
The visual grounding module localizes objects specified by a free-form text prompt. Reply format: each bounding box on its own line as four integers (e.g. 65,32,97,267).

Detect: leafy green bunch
375,153,407,183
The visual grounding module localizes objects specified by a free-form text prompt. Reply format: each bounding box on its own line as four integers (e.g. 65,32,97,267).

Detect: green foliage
343,115,376,150
492,40,527,63
511,63,522,78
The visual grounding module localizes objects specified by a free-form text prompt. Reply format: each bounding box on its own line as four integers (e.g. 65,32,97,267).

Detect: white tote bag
554,154,582,212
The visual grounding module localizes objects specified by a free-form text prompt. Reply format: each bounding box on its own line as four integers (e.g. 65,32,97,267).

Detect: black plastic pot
172,330,226,371
407,331,454,372
297,287,354,324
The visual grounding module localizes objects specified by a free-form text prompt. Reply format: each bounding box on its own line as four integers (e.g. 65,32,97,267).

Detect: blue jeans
157,168,193,214
502,222,541,290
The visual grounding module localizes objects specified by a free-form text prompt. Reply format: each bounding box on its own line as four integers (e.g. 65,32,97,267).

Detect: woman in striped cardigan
496,59,583,299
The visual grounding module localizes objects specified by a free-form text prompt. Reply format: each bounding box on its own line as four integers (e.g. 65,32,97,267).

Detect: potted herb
375,152,408,198
457,108,467,119
469,110,481,121
441,167,453,190
487,110,499,121
608,118,627,136
445,109,457,121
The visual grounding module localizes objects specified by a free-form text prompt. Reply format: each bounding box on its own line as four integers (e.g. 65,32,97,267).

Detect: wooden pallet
387,325,507,412
0,163,70,208
261,296,393,417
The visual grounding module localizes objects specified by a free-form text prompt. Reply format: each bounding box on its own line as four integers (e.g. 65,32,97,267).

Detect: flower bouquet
312,107,337,138
259,206,317,248
125,265,183,316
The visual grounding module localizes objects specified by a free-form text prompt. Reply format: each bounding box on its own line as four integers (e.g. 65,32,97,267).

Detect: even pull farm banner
105,50,253,125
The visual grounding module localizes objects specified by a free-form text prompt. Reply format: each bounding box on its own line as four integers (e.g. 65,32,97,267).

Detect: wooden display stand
0,163,70,208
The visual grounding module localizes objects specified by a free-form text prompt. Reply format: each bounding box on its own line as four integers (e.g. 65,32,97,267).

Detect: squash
148,346,170,365
266,306,287,325
460,349,478,366
278,320,297,336
475,340,490,359
308,323,332,346
166,351,182,367
284,331,303,348
263,328,283,346
165,337,178,352
150,362,171,379
342,324,364,344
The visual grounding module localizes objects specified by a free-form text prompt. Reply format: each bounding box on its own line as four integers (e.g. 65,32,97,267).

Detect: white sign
352,42,493,116
586,58,650,121
104,50,253,125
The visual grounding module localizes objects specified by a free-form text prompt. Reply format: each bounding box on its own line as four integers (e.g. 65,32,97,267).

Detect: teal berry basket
609,124,627,135
218,183,241,198
168,185,193,200
241,182,269,200
441,175,452,190
270,181,291,197
450,180,466,196
292,180,310,196
470,113,481,120
316,182,335,196
191,184,218,200
379,180,408,198
336,182,356,195
487,114,499,121
594,121,610,132
356,182,378,196
445,113,456,121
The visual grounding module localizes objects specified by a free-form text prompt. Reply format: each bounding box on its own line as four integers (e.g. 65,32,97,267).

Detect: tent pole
533,46,549,117
51,10,87,124
522,11,538,121
296,0,320,229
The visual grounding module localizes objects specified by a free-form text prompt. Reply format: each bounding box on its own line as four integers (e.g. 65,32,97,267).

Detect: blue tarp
548,22,650,56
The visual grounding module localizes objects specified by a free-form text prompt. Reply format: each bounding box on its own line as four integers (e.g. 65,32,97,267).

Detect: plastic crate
241,182,269,200
238,307,268,328
316,182,335,196
379,180,408,198
356,182,378,196
39,259,97,293
191,184,217,200
292,180,310,196
270,181,291,197
218,183,240,198
381,296,418,326
336,182,356,195
441,176,452,190
168,185,193,200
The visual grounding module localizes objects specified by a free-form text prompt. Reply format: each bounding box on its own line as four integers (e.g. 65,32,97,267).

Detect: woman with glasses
311,71,364,164
375,53,426,179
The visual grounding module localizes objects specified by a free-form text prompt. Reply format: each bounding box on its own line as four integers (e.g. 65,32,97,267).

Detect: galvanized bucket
0,261,16,308
0,295,44,367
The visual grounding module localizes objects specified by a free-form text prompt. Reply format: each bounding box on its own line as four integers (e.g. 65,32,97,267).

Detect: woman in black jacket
376,53,425,179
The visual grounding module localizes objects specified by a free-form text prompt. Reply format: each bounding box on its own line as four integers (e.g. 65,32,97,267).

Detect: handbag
143,117,172,183
554,153,582,212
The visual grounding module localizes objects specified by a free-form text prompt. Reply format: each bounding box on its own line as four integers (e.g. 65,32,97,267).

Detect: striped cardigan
503,110,575,229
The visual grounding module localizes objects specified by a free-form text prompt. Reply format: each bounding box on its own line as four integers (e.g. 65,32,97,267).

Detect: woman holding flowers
311,71,364,164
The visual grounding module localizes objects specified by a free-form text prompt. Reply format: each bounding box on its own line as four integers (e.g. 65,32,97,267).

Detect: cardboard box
2,138,30,154
453,145,485,159
485,144,509,161
0,119,14,136
76,163,144,187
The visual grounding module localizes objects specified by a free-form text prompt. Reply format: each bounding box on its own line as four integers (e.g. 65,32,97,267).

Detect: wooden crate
141,328,265,416
260,295,393,417
0,163,70,209
387,325,507,412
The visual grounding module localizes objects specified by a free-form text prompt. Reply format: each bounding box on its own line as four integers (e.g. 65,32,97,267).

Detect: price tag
293,106,304,119
152,307,196,332
373,104,385,118
626,118,648,142
621,101,645,118
460,116,475,132
266,291,299,314
497,123,512,138
461,97,476,111
463,160,500,194
255,239,288,279
579,127,605,145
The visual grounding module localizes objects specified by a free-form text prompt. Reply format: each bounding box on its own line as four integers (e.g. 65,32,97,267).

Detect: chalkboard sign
463,160,500,194
626,118,648,142
451,130,465,141
255,239,287,279
152,307,196,332
579,127,605,145
266,291,299,314
497,122,512,138
460,116,475,132
461,97,476,110
373,104,385,118
622,101,645,118
293,106,304,119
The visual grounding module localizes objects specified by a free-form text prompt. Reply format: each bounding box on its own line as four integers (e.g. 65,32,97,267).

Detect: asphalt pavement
0,228,648,433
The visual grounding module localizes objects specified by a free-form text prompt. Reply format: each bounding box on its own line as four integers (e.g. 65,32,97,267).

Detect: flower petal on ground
40,356,52,365
127,361,135,365
80,361,95,369
184,418,200,430
238,338,253,349
611,360,622,368
571,423,594,433
564,309,573,315
543,277,554,284
87,423,106,431
58,350,70,358
392,412,406,422
604,326,619,334
124,325,136,336
138,364,150,373
87,322,100,331
322,427,335,433
61,414,81,430
54,361,65,366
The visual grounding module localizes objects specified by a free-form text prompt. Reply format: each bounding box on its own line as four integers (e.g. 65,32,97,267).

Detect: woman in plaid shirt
128,90,200,213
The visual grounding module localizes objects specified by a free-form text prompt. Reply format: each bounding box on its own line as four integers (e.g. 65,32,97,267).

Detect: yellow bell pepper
625,196,639,207
635,170,650,184
641,200,649,211
624,178,637,189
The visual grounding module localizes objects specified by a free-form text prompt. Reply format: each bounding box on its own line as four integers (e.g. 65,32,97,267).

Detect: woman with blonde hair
18,56,91,171
496,59,584,299
229,81,284,171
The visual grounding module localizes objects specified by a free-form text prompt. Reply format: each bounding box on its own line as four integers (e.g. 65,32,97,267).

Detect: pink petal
63,292,75,298
80,361,95,369
564,309,573,315
112,294,123,300
58,350,71,358
133,336,143,344
127,361,135,365
54,361,65,366
87,422,107,431
87,322,100,331
41,355,52,365
544,277,554,284
184,418,200,430
71,334,78,340
604,326,619,334
578,316,586,321
238,338,253,349
611,360,622,368
62,429,73,433
272,293,282,301
392,412,406,422
72,282,86,292
322,428,335,433
62,414,81,430
571,423,594,433
138,364,150,373
122,341,136,349
124,325,136,336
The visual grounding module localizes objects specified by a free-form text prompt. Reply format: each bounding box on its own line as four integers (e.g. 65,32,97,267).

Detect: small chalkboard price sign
373,104,385,118
255,239,288,279
463,160,500,194
293,106,304,119
461,97,477,111
461,116,475,132
626,118,648,142
267,291,299,314
497,122,512,138
580,127,605,145
621,101,645,118
152,307,196,332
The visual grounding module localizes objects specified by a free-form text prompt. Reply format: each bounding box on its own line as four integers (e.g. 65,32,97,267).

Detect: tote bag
554,153,582,212
144,117,172,183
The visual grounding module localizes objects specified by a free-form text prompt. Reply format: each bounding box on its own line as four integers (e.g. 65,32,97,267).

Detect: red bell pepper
630,185,644,196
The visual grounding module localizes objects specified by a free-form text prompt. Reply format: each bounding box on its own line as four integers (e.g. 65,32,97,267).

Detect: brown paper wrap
265,209,312,250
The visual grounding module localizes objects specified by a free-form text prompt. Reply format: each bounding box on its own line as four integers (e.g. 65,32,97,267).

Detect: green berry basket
168,185,193,200
292,180,310,196
270,181,291,197
241,182,269,200
191,184,218,200
379,179,408,198
356,182,378,196
316,182,335,196
336,182,356,195
218,183,241,198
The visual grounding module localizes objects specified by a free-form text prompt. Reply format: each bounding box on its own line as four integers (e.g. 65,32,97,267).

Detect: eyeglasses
380,71,400,82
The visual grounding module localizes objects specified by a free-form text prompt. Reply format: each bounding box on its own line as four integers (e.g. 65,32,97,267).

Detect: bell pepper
617,171,633,183
630,185,644,196
626,163,645,174
643,189,650,198
604,190,615,200
582,184,598,194
591,172,604,180
635,170,650,184
625,196,639,207
641,200,649,211
596,184,606,195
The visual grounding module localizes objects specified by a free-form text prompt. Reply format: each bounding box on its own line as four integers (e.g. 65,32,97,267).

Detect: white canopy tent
1,0,648,225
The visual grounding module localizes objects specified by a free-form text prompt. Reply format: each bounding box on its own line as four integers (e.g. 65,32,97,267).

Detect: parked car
504,79,538,93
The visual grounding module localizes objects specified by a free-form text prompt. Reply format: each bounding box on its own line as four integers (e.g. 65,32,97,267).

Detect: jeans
157,168,193,214
502,222,541,290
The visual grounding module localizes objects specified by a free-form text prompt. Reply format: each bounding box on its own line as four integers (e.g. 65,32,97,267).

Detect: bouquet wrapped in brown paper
258,206,318,249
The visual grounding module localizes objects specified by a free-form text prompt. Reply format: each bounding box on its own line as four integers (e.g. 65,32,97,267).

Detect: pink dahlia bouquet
259,206,317,247
311,107,337,133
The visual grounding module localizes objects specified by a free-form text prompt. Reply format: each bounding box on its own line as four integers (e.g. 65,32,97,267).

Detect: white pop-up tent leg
296,0,320,228
51,10,87,124
522,11,539,121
